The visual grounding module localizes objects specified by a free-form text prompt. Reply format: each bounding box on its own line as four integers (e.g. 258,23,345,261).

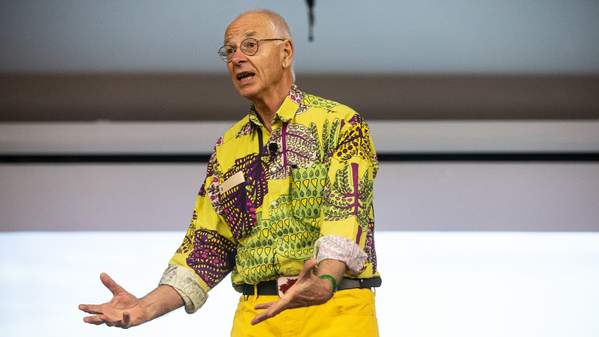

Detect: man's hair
234,9,296,82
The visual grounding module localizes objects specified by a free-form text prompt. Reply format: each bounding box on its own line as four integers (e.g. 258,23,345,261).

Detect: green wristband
319,274,338,293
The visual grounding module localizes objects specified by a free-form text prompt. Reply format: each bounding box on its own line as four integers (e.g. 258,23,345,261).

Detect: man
79,9,381,336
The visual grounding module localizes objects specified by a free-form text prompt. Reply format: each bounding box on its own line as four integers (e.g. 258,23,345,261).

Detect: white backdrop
1,231,598,337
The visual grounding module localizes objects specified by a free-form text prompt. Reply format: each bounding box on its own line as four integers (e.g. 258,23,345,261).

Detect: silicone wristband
318,274,338,293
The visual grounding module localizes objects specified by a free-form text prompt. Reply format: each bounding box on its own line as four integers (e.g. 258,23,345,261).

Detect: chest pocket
290,163,328,219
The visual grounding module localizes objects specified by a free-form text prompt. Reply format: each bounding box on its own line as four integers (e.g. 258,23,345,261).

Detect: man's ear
281,39,294,68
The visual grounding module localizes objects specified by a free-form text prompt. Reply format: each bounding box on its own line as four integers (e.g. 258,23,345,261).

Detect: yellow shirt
167,85,379,294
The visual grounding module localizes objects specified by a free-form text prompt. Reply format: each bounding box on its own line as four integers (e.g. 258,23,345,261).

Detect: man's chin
236,84,259,100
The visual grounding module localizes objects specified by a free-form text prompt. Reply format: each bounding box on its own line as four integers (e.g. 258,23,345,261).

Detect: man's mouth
236,71,255,82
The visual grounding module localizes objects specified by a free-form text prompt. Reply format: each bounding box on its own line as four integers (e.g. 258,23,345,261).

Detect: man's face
224,14,289,100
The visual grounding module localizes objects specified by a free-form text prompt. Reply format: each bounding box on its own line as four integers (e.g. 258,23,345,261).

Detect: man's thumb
298,259,317,280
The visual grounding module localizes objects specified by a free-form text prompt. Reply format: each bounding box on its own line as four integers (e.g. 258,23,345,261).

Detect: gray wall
1,0,598,74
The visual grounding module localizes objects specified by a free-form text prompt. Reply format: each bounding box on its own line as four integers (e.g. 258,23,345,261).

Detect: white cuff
314,235,367,274
159,264,208,314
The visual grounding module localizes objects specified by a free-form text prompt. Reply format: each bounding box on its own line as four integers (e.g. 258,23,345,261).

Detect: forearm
139,285,184,323
315,259,346,285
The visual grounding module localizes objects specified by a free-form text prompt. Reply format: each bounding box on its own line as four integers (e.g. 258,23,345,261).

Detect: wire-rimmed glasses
218,37,286,62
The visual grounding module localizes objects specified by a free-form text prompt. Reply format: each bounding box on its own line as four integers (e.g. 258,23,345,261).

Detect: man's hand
79,273,146,329
251,259,343,325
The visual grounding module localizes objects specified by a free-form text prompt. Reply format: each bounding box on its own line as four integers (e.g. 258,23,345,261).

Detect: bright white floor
1,231,598,337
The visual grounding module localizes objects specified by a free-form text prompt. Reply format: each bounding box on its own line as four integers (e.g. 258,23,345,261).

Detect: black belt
234,276,382,295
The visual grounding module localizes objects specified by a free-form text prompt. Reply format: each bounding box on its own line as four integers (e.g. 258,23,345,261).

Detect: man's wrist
318,274,338,293
137,296,156,324
315,259,346,281
139,285,183,323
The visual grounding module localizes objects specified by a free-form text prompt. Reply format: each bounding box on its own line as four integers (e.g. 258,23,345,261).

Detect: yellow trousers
230,288,379,337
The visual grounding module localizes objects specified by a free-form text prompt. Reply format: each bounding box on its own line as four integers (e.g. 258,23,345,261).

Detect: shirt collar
248,84,304,127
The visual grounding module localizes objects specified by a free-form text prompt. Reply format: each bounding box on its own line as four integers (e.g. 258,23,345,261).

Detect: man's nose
229,47,247,64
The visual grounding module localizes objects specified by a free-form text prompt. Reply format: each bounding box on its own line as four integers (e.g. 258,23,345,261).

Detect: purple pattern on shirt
198,137,223,197
235,122,253,138
267,123,319,179
186,229,236,288
219,153,268,240
335,114,376,164
364,221,377,273
289,84,303,105
351,162,360,215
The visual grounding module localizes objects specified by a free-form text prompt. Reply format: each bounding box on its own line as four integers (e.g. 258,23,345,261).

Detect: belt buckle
277,276,298,297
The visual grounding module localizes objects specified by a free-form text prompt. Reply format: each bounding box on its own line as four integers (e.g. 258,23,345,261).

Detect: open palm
79,273,145,328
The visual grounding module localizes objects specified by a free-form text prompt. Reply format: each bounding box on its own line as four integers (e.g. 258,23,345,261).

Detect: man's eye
244,41,257,49
225,47,235,55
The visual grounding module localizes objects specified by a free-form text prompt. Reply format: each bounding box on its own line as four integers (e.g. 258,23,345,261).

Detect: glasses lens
218,45,234,61
240,38,259,56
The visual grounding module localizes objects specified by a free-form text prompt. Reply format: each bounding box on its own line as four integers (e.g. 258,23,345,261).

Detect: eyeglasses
218,37,286,62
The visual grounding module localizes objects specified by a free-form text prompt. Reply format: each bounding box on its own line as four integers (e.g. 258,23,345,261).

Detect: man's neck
252,80,292,132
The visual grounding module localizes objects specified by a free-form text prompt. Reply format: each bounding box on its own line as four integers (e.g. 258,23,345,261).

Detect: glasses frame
218,37,287,62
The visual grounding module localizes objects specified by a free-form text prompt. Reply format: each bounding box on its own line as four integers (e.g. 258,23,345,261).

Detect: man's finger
297,258,318,281
254,301,276,310
79,304,102,314
251,298,290,325
251,304,285,325
122,311,131,329
111,320,124,328
100,272,124,296
83,315,105,325
251,311,270,325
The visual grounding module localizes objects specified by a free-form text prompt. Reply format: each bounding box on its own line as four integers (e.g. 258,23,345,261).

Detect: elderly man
79,9,381,337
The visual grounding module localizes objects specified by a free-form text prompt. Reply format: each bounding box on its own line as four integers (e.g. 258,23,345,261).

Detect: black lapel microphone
268,143,279,159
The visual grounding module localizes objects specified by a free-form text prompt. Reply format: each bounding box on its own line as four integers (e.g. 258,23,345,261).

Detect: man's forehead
224,29,257,43
224,14,273,43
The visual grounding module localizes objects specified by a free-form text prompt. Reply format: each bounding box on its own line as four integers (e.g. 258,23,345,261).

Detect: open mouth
236,71,255,81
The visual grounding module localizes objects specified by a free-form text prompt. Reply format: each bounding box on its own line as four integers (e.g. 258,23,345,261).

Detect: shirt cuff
159,264,208,314
313,235,368,274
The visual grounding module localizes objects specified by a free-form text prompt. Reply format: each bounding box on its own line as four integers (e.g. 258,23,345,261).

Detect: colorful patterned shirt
160,85,380,313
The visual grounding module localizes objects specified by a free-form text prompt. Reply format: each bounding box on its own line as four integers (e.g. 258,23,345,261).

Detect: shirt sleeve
159,142,237,313
318,110,378,274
